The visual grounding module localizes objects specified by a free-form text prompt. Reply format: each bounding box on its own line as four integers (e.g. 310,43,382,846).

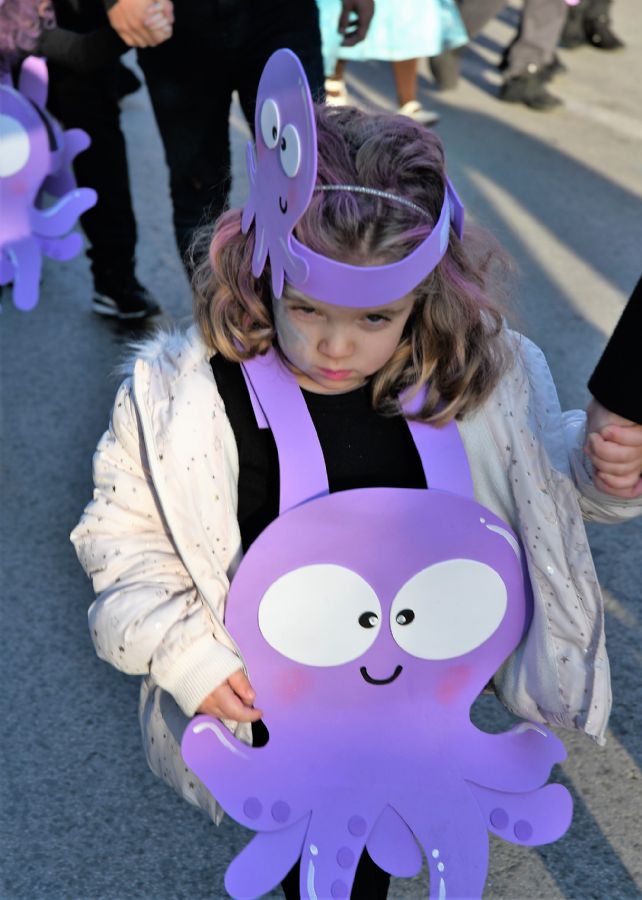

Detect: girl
317,0,467,123
71,97,641,896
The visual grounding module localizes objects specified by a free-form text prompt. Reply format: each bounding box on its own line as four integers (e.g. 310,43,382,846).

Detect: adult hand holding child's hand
108,0,173,47
585,399,642,498
197,670,263,722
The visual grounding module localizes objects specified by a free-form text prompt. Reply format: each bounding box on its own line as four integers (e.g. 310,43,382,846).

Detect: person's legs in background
392,59,439,125
429,0,568,107
454,0,506,41
237,0,326,125
560,0,624,50
139,0,326,275
429,0,504,90
498,0,567,110
47,61,161,319
325,59,349,106
139,32,235,272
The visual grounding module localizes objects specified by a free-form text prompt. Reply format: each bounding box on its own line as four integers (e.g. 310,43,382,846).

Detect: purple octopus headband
239,48,465,309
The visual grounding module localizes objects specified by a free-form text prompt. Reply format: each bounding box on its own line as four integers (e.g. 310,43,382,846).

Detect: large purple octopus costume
0,56,96,311
181,49,572,899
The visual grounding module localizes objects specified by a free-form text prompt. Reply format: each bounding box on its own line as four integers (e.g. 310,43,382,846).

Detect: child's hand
197,670,263,723
585,399,642,498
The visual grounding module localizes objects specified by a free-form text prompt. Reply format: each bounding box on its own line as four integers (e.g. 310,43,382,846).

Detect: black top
210,355,427,551
588,274,642,424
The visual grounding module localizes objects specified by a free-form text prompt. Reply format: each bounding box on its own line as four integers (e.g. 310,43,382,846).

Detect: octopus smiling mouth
360,665,403,685
279,196,288,214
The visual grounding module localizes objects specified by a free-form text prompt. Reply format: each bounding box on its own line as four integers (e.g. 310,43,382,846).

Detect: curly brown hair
192,105,514,424
0,0,55,71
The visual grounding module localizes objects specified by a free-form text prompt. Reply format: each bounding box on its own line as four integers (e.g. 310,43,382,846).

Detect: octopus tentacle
182,716,309,832
366,805,422,878
17,55,48,107
43,129,89,199
468,782,573,846
224,816,310,899
296,802,381,900
394,785,489,900
269,252,285,299
7,237,42,311
458,722,567,792
30,188,97,238
41,233,83,261
251,226,268,280
241,142,257,234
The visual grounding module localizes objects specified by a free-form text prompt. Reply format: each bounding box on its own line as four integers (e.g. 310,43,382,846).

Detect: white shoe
325,77,348,107
398,100,440,126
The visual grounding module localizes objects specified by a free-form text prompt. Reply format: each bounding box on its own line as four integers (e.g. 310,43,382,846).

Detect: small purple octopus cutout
182,488,572,899
240,48,317,299
0,56,96,311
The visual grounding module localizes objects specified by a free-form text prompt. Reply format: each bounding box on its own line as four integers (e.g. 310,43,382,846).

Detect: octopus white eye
390,560,507,660
279,124,301,178
259,98,280,150
0,115,30,177
258,564,381,666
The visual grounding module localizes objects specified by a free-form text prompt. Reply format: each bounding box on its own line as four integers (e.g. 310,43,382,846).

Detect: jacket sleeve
36,26,127,70
519,335,642,524
70,378,244,717
588,274,642,423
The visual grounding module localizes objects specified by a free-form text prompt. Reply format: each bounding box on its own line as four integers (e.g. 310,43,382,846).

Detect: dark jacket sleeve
588,275,642,423
36,25,127,70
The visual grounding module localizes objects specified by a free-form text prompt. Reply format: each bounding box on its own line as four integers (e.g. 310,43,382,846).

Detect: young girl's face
274,288,416,394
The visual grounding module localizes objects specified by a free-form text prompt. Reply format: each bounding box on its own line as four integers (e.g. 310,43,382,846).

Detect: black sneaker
93,278,162,320
560,9,587,49
584,16,625,50
541,53,568,83
499,49,566,82
499,69,563,111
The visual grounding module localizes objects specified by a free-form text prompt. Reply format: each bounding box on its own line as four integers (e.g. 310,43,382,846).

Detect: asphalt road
1,3,641,898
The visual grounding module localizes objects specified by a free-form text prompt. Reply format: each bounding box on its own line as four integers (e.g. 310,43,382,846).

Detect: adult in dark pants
429,0,568,110
560,0,624,51
109,0,374,270
585,275,642,498
137,0,327,267
42,0,170,320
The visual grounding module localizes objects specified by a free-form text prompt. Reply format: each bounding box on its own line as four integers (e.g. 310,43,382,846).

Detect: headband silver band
314,184,430,219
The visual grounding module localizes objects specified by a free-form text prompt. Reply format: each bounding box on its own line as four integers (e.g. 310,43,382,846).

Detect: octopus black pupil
272,127,277,140
281,137,286,150
397,609,415,625
359,612,377,629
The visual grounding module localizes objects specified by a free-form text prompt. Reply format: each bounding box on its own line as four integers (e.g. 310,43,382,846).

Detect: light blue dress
317,0,468,76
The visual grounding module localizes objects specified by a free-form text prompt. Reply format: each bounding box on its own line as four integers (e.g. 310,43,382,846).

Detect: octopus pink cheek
276,668,314,703
435,665,472,704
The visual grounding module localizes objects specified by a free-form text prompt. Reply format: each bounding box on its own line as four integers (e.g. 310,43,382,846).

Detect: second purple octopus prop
0,56,96,311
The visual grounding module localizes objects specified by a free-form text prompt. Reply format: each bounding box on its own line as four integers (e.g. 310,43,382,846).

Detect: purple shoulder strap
402,385,475,502
241,349,474,512
241,352,329,512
